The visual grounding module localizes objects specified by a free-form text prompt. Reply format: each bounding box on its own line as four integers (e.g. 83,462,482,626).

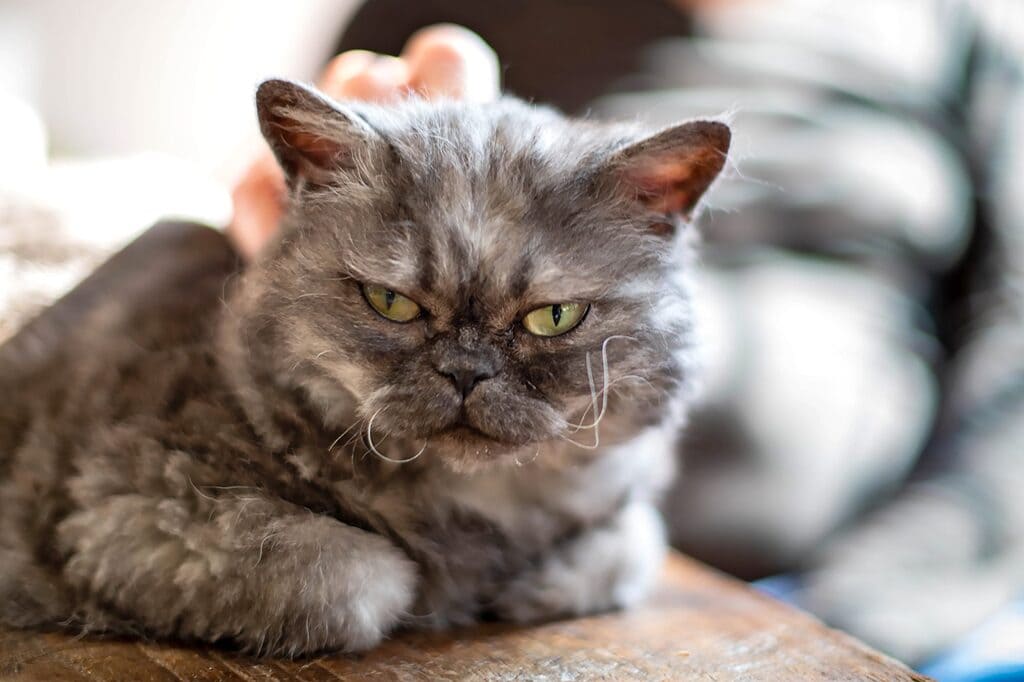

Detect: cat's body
0,84,728,656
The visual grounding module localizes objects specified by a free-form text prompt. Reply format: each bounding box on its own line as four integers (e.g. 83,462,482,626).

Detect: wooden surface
0,553,929,681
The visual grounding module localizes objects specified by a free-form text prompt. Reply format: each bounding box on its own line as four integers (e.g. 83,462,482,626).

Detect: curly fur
0,81,728,656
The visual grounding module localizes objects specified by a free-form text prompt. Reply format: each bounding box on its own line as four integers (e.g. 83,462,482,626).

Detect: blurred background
1,1,1023,678
0,0,363,337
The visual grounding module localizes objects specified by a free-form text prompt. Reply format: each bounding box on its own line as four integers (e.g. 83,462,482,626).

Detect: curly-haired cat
0,79,729,656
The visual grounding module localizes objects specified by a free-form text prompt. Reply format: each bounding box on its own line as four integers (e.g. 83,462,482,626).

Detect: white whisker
558,433,604,450
561,335,651,451
328,419,363,452
514,448,541,466
366,408,426,464
572,374,654,433
567,335,640,447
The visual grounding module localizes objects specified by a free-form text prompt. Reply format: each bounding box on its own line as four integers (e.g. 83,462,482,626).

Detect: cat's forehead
351,194,619,320
297,100,664,315
389,111,645,304
365,99,621,185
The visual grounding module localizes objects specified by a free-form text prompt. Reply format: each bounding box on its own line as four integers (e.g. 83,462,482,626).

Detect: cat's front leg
494,502,666,623
58,492,416,656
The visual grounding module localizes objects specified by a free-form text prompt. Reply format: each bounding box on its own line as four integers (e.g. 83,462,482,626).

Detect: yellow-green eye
522,302,588,337
362,284,421,322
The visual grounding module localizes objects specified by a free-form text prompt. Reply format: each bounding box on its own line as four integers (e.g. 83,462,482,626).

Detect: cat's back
0,222,239,466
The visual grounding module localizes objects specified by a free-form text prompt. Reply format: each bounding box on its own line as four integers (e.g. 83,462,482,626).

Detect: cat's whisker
567,344,611,447
291,349,336,373
570,352,604,434
558,433,603,450
562,336,648,451
372,442,427,465
255,531,280,567
329,419,363,452
571,375,654,434
187,476,219,503
365,408,426,464
345,429,366,452
288,292,350,307
569,335,640,440
584,350,600,424
514,447,541,466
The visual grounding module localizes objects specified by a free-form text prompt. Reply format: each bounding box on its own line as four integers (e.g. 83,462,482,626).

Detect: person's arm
799,12,1024,664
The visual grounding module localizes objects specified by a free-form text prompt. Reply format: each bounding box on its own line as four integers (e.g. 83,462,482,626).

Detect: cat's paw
321,535,419,652
495,502,666,623
60,498,418,658
264,521,419,655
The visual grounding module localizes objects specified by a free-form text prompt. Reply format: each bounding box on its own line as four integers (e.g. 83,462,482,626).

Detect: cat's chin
426,426,534,472
432,425,509,454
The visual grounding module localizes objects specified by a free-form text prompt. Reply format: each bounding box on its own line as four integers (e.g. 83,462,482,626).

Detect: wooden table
0,554,929,681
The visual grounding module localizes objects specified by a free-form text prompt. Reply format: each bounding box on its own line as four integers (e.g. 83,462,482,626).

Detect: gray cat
0,79,728,656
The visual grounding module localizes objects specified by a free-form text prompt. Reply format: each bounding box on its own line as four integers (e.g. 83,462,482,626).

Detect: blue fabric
751,577,1024,682
752,574,802,602
918,598,1024,682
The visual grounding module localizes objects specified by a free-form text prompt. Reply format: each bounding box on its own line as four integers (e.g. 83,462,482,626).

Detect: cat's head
239,79,728,471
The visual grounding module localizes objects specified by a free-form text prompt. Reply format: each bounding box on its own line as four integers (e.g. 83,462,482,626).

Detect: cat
0,78,729,656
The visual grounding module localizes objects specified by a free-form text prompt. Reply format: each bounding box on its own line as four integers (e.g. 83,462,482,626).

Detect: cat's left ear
256,78,382,188
601,120,730,232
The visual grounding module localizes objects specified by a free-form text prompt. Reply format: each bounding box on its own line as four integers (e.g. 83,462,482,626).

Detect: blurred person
230,0,1024,671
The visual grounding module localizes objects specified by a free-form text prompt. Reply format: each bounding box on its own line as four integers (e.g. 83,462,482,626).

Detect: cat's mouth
426,423,521,465
361,386,564,456
419,417,506,447
438,423,501,443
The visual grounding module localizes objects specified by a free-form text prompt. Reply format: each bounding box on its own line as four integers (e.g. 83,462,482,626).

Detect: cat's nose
432,330,501,398
440,366,495,398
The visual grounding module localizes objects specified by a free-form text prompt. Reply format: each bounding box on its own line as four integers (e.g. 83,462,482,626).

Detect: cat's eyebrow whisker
288,292,349,306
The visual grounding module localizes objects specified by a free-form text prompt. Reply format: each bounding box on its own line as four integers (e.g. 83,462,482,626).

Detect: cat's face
247,80,728,470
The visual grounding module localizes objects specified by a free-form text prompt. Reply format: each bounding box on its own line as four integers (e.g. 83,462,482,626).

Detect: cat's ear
256,78,381,188
601,120,730,233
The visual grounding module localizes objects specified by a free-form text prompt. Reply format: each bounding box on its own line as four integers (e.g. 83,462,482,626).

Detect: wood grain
0,553,930,681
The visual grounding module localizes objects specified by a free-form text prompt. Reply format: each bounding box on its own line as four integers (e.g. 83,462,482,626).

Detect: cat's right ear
256,79,381,188
597,120,730,235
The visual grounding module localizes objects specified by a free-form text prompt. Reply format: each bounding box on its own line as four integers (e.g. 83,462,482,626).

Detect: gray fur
0,79,728,656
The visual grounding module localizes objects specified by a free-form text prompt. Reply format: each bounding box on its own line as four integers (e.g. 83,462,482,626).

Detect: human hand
229,24,500,259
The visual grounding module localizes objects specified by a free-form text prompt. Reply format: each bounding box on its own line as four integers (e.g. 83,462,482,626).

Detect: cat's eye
362,284,421,322
522,302,588,337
